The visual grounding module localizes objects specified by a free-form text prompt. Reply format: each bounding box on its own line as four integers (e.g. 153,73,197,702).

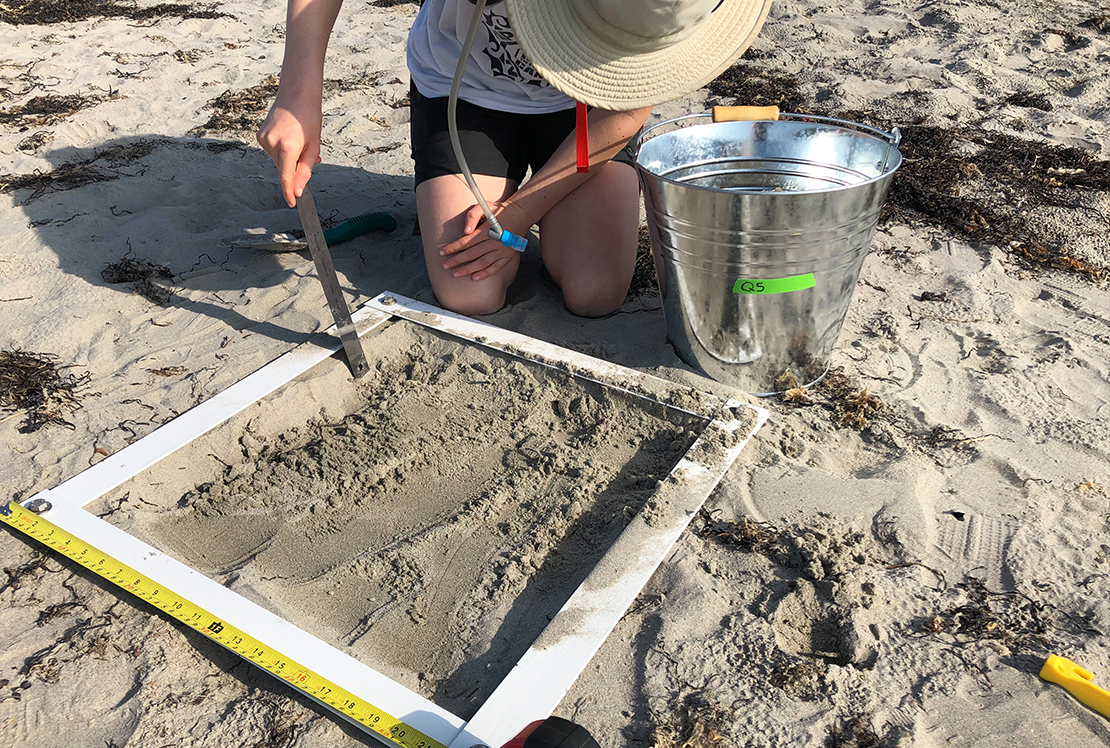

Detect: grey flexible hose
448,0,503,239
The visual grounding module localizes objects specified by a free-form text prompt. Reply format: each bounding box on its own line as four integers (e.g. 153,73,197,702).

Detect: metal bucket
634,112,901,395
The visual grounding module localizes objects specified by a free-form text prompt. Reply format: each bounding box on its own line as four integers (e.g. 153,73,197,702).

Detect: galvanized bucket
634,111,902,395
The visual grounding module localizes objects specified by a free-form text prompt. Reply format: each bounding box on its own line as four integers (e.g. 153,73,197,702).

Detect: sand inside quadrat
99,322,704,719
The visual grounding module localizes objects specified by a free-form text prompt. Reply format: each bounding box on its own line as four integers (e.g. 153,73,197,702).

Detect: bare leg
539,161,640,318
416,173,520,316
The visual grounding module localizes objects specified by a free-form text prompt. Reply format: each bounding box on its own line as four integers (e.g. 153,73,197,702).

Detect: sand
2,0,1110,746
93,320,701,720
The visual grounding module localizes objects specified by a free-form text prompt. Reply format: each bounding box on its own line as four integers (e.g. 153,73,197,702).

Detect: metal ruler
297,184,369,378
0,500,447,748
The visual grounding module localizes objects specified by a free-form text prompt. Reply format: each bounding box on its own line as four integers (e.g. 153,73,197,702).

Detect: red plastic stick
576,101,589,173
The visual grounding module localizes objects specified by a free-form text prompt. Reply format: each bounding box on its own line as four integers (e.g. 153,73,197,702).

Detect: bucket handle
773,113,902,174
778,113,900,147
711,105,781,122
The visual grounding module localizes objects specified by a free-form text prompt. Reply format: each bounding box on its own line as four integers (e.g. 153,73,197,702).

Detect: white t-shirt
407,0,576,114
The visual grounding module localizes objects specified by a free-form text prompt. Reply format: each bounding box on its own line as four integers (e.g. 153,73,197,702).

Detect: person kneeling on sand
258,0,771,317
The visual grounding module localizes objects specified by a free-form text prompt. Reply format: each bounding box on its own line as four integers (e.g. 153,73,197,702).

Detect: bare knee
562,282,628,318
433,282,508,317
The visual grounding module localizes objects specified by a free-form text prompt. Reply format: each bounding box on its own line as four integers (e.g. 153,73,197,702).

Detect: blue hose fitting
491,228,527,253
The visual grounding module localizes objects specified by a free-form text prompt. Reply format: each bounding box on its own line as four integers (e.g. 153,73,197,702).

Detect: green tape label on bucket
732,273,816,295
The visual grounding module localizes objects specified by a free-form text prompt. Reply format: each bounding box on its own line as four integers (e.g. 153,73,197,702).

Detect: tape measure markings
1,501,448,748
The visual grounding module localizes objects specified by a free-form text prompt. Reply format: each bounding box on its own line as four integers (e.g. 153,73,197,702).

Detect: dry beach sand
92,320,706,721
2,0,1110,747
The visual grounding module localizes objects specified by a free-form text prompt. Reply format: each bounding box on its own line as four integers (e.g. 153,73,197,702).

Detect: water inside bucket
666,157,875,192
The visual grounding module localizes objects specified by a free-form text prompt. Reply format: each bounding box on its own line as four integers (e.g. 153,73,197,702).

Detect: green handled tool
230,209,397,252
323,210,398,245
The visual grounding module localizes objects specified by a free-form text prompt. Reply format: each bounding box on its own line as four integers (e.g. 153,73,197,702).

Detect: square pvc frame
14,293,767,748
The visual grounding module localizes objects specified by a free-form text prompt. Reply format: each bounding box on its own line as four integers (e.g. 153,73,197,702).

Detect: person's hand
441,200,531,282
256,94,322,208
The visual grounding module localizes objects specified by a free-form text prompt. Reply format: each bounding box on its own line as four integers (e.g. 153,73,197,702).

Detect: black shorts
409,89,635,187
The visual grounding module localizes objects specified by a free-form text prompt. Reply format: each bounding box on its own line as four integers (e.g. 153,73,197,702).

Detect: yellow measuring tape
0,500,449,748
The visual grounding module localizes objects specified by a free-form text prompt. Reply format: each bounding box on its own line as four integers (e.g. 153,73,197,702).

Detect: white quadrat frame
14,292,768,748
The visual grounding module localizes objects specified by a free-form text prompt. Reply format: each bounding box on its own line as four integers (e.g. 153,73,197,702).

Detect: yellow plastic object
1040,654,1110,719
711,105,780,122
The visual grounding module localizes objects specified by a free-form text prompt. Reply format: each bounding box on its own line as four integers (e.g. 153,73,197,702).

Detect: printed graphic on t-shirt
481,8,547,87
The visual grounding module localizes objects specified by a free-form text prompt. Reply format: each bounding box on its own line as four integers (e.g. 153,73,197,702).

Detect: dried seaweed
190,73,380,135
629,224,659,296
923,578,1051,653
189,75,279,135
703,62,809,113
0,92,112,127
16,131,53,152
1080,15,1110,32
100,256,171,284
778,367,884,431
0,139,159,202
838,389,882,429
103,140,162,163
256,700,303,748
323,73,383,96
819,370,883,430
146,366,188,377
0,0,230,26
0,58,44,101
1004,91,1053,111
1044,27,1090,48
651,698,729,748
0,158,112,200
172,48,204,64
0,350,89,433
102,255,175,305
697,509,779,554
825,715,881,748
207,141,245,153
0,553,53,595
884,125,1109,279
781,387,813,405
771,659,828,701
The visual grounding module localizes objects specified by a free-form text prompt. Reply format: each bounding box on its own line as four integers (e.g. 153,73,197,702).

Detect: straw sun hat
503,0,773,111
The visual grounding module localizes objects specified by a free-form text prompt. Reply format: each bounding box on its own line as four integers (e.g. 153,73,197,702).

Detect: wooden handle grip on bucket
712,105,780,122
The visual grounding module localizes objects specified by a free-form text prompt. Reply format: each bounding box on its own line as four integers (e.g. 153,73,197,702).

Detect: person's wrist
275,68,324,107
498,197,536,235
275,86,322,112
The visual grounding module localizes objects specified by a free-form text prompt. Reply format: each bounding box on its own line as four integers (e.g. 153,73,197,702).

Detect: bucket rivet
26,498,52,514
380,295,396,306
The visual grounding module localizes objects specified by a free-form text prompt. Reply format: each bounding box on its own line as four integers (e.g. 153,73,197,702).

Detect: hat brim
505,0,773,111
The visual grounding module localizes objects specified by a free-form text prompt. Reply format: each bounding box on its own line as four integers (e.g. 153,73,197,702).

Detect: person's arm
495,106,652,231
441,105,652,281
257,0,345,207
